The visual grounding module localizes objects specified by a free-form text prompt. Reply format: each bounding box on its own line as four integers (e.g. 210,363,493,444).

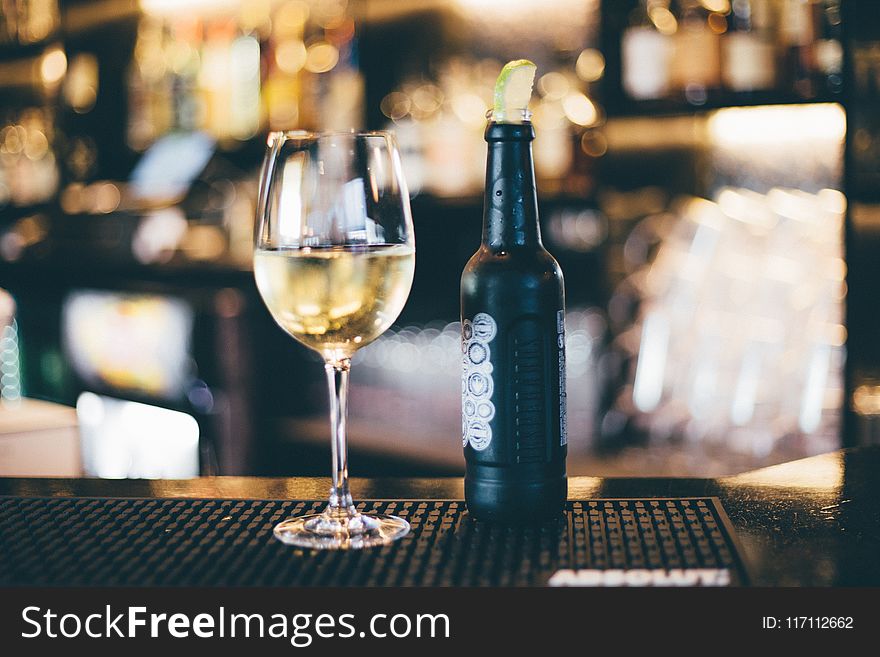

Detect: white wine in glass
254,131,415,549
254,244,415,362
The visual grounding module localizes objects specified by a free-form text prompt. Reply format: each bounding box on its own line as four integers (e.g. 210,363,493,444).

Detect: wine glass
254,131,415,549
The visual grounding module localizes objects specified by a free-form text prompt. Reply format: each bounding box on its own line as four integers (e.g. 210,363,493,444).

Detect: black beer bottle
460,116,567,522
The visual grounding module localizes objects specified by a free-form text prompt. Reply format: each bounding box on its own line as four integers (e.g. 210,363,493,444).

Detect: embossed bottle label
558,309,567,446
510,318,546,463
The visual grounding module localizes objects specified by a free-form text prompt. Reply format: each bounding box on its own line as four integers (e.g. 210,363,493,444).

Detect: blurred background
1,0,878,480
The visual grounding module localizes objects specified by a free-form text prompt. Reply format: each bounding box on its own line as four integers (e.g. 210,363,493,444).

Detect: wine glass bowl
254,131,415,549
253,243,415,363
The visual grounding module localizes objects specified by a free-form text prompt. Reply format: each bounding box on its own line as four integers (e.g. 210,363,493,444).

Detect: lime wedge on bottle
492,59,537,123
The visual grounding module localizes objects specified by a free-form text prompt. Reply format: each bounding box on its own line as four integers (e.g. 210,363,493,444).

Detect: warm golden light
411,85,443,115
2,126,25,155
23,131,49,161
452,93,488,127
64,53,99,114
562,92,598,126
576,49,605,82
40,48,67,86
275,39,308,74
854,385,880,416
717,188,777,232
94,183,122,214
724,452,843,492
580,130,607,157
538,72,570,100
380,92,411,121
707,12,727,33
700,0,730,13
139,0,239,16
648,6,678,35
455,0,585,15
275,0,310,33
313,0,347,29
304,41,339,73
707,104,846,147
819,188,847,214
828,324,847,347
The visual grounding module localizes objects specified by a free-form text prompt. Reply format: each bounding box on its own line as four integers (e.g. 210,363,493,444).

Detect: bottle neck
482,121,542,251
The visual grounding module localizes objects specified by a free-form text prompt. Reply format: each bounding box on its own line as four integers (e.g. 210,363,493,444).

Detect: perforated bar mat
0,497,748,586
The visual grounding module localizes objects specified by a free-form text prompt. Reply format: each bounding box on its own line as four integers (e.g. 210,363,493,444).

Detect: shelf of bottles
0,0,63,220
607,0,843,116
380,52,606,200
127,0,362,152
374,0,603,199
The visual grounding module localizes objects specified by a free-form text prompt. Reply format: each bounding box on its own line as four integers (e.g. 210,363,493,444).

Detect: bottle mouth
484,120,535,142
486,107,533,124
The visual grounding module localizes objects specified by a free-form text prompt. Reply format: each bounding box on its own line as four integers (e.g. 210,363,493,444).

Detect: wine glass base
273,513,410,550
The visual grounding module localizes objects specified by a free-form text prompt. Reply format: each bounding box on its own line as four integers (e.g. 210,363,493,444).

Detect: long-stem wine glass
254,131,415,549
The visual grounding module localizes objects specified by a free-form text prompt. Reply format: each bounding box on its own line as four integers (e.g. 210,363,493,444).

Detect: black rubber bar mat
0,497,749,586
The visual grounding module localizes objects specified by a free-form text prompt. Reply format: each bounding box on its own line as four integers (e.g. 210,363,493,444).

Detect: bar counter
2,447,878,587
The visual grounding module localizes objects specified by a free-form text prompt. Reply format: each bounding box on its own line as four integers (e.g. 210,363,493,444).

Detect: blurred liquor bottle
127,2,362,152
669,0,722,104
261,0,309,131
620,0,674,100
813,0,843,96
127,16,263,150
126,19,187,151
779,0,817,97
722,0,777,93
612,0,844,106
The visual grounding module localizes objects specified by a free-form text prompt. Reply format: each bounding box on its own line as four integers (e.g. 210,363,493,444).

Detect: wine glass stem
325,358,354,514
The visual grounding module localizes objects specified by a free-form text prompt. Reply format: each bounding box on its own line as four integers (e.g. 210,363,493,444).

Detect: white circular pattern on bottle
467,341,488,366
467,420,492,451
461,312,497,451
472,313,496,342
467,371,492,398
